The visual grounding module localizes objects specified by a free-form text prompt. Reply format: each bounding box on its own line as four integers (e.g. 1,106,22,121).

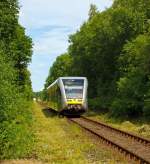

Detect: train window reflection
65,88,83,99
62,79,84,87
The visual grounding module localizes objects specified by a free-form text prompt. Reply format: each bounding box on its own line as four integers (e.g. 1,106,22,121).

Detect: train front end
61,77,88,115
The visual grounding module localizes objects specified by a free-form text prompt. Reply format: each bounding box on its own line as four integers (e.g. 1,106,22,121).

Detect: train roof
58,77,87,80
47,77,87,90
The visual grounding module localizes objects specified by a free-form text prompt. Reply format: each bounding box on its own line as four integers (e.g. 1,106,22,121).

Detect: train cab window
62,79,84,99
65,88,83,99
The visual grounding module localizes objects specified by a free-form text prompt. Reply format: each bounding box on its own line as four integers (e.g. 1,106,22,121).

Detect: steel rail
68,117,150,164
81,116,150,145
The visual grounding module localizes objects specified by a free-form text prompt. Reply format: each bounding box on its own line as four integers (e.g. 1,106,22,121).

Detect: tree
0,0,33,158
68,0,150,110
88,4,98,20
111,35,150,118
9,25,33,99
45,53,73,88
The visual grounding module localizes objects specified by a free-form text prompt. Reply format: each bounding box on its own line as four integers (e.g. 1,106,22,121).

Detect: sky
19,0,113,92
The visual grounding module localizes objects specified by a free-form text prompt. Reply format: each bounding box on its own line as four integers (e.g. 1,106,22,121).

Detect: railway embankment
32,102,129,163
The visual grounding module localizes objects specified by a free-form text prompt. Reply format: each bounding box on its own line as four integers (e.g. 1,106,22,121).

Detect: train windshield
62,79,84,99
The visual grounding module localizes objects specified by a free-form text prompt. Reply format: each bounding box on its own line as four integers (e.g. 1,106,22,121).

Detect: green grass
32,102,127,164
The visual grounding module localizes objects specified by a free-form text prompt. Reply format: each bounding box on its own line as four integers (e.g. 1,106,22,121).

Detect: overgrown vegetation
33,102,126,163
0,0,33,159
43,0,150,120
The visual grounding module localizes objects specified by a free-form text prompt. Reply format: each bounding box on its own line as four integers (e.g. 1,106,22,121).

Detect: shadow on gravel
42,108,58,118
66,115,80,118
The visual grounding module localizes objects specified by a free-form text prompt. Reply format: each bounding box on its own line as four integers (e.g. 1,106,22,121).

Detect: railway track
68,116,150,164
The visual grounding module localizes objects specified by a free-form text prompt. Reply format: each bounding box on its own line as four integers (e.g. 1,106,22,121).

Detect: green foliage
88,4,98,20
68,0,150,119
144,97,150,121
88,98,108,111
0,54,34,159
33,91,45,101
45,53,73,88
69,4,136,98
0,0,34,159
111,35,150,118
0,0,19,44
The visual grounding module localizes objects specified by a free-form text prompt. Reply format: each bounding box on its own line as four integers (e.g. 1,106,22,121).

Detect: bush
143,99,150,121
0,55,34,159
88,97,109,112
111,98,143,118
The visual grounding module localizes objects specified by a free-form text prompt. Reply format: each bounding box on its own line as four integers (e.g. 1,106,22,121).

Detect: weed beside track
32,102,128,163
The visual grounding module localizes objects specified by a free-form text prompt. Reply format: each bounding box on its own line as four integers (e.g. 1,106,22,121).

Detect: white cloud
19,0,113,91
33,26,72,56
19,0,113,30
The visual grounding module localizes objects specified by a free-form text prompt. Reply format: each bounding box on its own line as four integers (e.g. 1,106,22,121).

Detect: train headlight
76,105,81,109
